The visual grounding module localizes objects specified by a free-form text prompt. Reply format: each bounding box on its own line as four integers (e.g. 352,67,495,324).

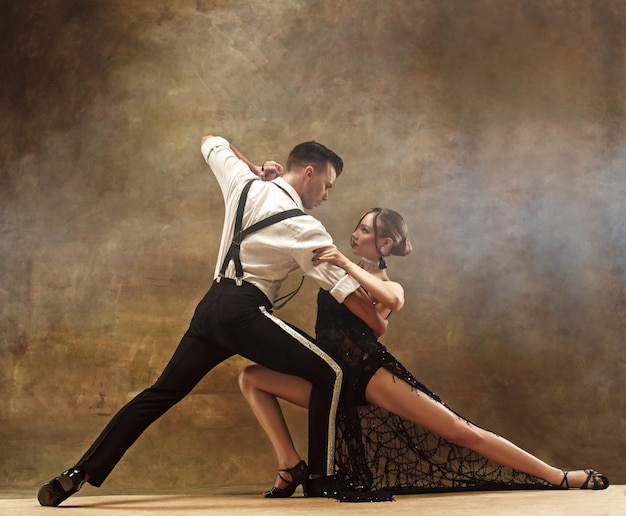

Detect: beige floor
1,485,624,516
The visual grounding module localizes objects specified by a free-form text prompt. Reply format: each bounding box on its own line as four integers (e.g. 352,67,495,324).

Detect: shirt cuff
328,274,360,304
201,136,230,162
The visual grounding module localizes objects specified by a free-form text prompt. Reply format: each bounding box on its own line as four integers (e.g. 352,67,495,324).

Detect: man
38,135,385,506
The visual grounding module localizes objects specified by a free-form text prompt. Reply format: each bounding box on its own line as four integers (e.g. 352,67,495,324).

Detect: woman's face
350,212,378,259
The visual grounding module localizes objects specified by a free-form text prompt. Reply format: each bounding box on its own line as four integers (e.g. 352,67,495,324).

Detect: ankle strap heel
264,460,309,498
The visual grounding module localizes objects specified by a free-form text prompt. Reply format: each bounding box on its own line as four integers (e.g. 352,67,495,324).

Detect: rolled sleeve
328,273,360,303
201,136,255,197
201,136,230,162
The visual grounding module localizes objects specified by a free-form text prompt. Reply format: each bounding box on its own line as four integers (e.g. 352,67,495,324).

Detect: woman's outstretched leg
365,367,607,489
238,365,312,493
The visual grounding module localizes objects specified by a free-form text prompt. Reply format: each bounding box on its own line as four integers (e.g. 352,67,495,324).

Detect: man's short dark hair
286,141,344,177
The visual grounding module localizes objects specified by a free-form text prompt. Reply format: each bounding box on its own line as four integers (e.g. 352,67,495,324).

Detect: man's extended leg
37,328,232,506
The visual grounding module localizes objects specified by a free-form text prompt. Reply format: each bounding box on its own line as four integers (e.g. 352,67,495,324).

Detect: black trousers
76,279,342,485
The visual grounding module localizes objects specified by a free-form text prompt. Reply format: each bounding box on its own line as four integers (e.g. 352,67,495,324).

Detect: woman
238,207,609,501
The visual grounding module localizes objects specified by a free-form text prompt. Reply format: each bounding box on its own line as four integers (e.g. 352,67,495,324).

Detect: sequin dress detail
314,288,552,500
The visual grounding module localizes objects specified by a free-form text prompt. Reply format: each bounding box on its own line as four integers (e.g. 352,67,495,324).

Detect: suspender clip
235,276,243,286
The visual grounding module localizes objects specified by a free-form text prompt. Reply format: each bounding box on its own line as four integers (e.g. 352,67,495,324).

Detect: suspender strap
218,179,255,283
272,273,305,311
240,209,305,237
218,179,305,288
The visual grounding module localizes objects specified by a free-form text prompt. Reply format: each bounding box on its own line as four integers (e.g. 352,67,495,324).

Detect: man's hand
201,134,214,145
213,138,284,181
258,160,284,181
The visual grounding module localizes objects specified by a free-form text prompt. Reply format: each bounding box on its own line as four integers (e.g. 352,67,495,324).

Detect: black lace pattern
315,289,552,501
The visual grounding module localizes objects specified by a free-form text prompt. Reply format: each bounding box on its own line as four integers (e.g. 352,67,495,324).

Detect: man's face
301,164,337,210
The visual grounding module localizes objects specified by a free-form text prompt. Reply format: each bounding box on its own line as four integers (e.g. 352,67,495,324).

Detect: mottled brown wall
1,0,624,492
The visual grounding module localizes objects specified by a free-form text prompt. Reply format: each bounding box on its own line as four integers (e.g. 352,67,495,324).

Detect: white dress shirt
201,136,359,305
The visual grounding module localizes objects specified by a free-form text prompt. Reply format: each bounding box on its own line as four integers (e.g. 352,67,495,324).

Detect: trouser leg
76,331,232,486
207,282,342,476
75,279,343,484
243,311,341,476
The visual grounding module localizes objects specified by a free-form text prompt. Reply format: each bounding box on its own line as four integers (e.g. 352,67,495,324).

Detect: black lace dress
315,289,553,501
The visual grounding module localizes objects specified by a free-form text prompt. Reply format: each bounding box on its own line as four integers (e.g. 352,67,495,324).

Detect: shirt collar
273,177,304,210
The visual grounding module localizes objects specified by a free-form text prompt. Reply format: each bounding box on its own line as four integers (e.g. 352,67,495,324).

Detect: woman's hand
315,245,405,313
312,246,351,269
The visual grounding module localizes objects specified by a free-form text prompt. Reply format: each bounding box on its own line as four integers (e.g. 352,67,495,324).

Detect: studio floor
1,485,624,516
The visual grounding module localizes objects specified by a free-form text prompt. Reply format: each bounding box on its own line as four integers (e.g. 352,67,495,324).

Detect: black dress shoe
37,468,85,506
303,475,338,498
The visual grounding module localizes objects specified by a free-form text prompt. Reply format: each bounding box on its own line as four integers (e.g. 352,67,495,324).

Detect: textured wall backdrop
1,0,624,493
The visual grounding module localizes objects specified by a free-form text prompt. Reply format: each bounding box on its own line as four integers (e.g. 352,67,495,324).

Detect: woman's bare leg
365,368,604,489
238,365,312,488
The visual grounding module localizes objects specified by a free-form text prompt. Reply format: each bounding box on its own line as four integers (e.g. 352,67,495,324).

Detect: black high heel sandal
264,460,309,498
559,469,610,490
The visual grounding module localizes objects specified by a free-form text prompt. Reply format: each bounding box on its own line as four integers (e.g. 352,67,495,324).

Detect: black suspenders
217,179,305,290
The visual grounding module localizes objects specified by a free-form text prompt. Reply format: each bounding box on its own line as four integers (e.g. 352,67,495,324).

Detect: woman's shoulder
385,278,404,293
